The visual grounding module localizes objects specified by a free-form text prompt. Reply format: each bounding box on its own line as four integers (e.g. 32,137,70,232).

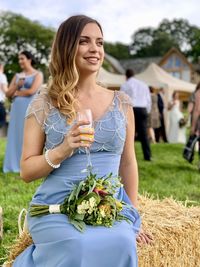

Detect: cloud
0,0,199,44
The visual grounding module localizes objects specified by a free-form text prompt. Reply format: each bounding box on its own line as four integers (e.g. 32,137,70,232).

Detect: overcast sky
0,0,199,44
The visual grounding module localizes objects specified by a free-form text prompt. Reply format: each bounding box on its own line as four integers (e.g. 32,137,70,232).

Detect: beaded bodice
26,88,133,155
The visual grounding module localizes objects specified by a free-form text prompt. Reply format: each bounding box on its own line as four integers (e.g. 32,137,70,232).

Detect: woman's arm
168,100,175,110
119,107,138,208
1,82,8,94
15,72,43,97
6,75,18,98
20,116,94,182
119,106,153,244
187,102,194,114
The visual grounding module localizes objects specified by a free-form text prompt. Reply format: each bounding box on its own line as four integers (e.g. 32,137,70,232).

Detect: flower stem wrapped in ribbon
30,173,130,232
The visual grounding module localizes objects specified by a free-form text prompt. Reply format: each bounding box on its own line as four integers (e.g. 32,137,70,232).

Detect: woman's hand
17,78,25,88
136,228,153,245
59,120,95,157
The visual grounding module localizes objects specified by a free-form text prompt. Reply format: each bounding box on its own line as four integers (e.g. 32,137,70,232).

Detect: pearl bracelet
44,150,61,169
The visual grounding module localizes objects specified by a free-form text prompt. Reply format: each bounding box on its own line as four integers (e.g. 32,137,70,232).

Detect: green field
0,138,200,264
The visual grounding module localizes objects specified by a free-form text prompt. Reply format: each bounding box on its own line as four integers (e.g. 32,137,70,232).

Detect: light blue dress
3,73,39,173
13,89,141,267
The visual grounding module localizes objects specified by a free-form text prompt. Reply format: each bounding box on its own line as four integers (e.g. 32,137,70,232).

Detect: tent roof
135,63,195,93
97,63,196,93
97,67,125,87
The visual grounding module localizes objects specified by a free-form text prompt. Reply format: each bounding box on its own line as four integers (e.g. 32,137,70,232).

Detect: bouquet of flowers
179,117,187,128
30,173,129,232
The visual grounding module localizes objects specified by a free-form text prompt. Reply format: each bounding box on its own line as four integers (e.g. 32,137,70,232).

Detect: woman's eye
97,41,104,47
79,40,88,45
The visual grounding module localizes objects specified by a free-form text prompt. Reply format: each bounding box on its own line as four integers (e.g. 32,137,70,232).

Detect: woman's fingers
71,127,94,137
64,122,95,150
136,229,153,246
72,135,94,144
70,120,91,132
136,233,147,245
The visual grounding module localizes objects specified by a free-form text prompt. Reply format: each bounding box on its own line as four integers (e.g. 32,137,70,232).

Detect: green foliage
0,139,199,264
130,18,200,62
0,11,55,81
104,42,130,60
136,142,200,203
187,28,200,63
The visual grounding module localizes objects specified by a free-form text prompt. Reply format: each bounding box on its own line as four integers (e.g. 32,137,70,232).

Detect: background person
120,69,152,161
148,86,160,143
167,91,186,144
155,87,168,143
190,82,200,159
12,15,151,267
3,51,43,173
0,63,8,128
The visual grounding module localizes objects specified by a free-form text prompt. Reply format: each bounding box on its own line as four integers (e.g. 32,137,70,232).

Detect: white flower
100,209,106,218
89,197,96,208
77,197,97,215
88,197,97,214
77,200,90,215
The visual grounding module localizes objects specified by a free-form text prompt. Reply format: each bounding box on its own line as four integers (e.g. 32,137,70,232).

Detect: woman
148,86,160,143
12,15,150,267
167,91,186,144
3,51,43,173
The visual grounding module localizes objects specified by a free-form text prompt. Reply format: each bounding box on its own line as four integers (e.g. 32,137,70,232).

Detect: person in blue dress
3,51,43,173
12,15,151,267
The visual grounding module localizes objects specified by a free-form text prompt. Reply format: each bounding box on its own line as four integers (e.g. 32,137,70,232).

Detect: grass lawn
0,138,200,264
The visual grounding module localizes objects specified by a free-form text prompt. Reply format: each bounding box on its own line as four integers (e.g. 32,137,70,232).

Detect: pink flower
93,188,108,196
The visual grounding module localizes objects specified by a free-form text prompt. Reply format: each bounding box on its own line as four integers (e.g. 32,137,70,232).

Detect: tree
187,27,200,63
130,28,178,57
0,11,55,81
104,42,130,59
130,18,200,62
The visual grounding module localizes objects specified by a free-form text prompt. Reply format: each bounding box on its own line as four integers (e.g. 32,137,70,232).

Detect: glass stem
85,147,92,172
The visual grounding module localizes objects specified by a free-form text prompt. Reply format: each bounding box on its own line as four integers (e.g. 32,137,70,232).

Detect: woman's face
174,92,179,100
75,23,104,75
18,54,32,70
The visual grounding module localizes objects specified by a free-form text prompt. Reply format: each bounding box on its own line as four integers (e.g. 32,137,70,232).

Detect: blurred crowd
120,69,200,163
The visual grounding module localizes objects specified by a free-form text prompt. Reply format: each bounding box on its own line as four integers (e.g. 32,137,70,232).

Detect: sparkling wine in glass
18,72,26,89
77,109,94,173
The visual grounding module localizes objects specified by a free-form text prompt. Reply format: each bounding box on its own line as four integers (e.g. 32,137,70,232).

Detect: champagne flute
77,109,94,173
18,72,26,89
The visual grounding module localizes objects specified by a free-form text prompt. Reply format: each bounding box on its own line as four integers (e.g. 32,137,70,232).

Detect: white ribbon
18,208,28,236
49,205,61,214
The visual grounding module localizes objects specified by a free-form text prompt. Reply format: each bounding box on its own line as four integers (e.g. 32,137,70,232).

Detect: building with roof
119,47,200,84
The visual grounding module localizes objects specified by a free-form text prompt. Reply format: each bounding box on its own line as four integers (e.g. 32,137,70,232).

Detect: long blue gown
13,89,141,267
3,73,39,173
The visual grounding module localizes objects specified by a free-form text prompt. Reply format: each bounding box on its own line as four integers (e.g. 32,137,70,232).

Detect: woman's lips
84,57,99,64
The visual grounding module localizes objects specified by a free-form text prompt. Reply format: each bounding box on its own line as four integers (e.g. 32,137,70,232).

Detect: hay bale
6,231,33,265
4,196,200,266
137,195,200,267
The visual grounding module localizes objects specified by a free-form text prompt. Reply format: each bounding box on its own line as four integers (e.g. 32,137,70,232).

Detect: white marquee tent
97,63,196,96
135,63,196,93
97,67,125,88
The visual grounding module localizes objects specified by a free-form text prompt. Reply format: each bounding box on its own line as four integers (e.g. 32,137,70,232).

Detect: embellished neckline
46,90,124,126
93,90,117,122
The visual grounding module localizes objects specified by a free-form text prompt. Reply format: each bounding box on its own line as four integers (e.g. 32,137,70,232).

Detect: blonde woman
12,15,150,267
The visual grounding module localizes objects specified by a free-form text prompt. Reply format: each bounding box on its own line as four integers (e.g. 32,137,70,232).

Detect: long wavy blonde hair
48,15,103,123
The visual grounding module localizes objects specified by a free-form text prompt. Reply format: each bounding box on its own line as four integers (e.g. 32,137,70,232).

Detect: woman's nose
89,41,98,52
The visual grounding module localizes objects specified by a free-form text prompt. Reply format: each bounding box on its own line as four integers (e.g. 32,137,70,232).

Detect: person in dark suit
155,87,168,143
